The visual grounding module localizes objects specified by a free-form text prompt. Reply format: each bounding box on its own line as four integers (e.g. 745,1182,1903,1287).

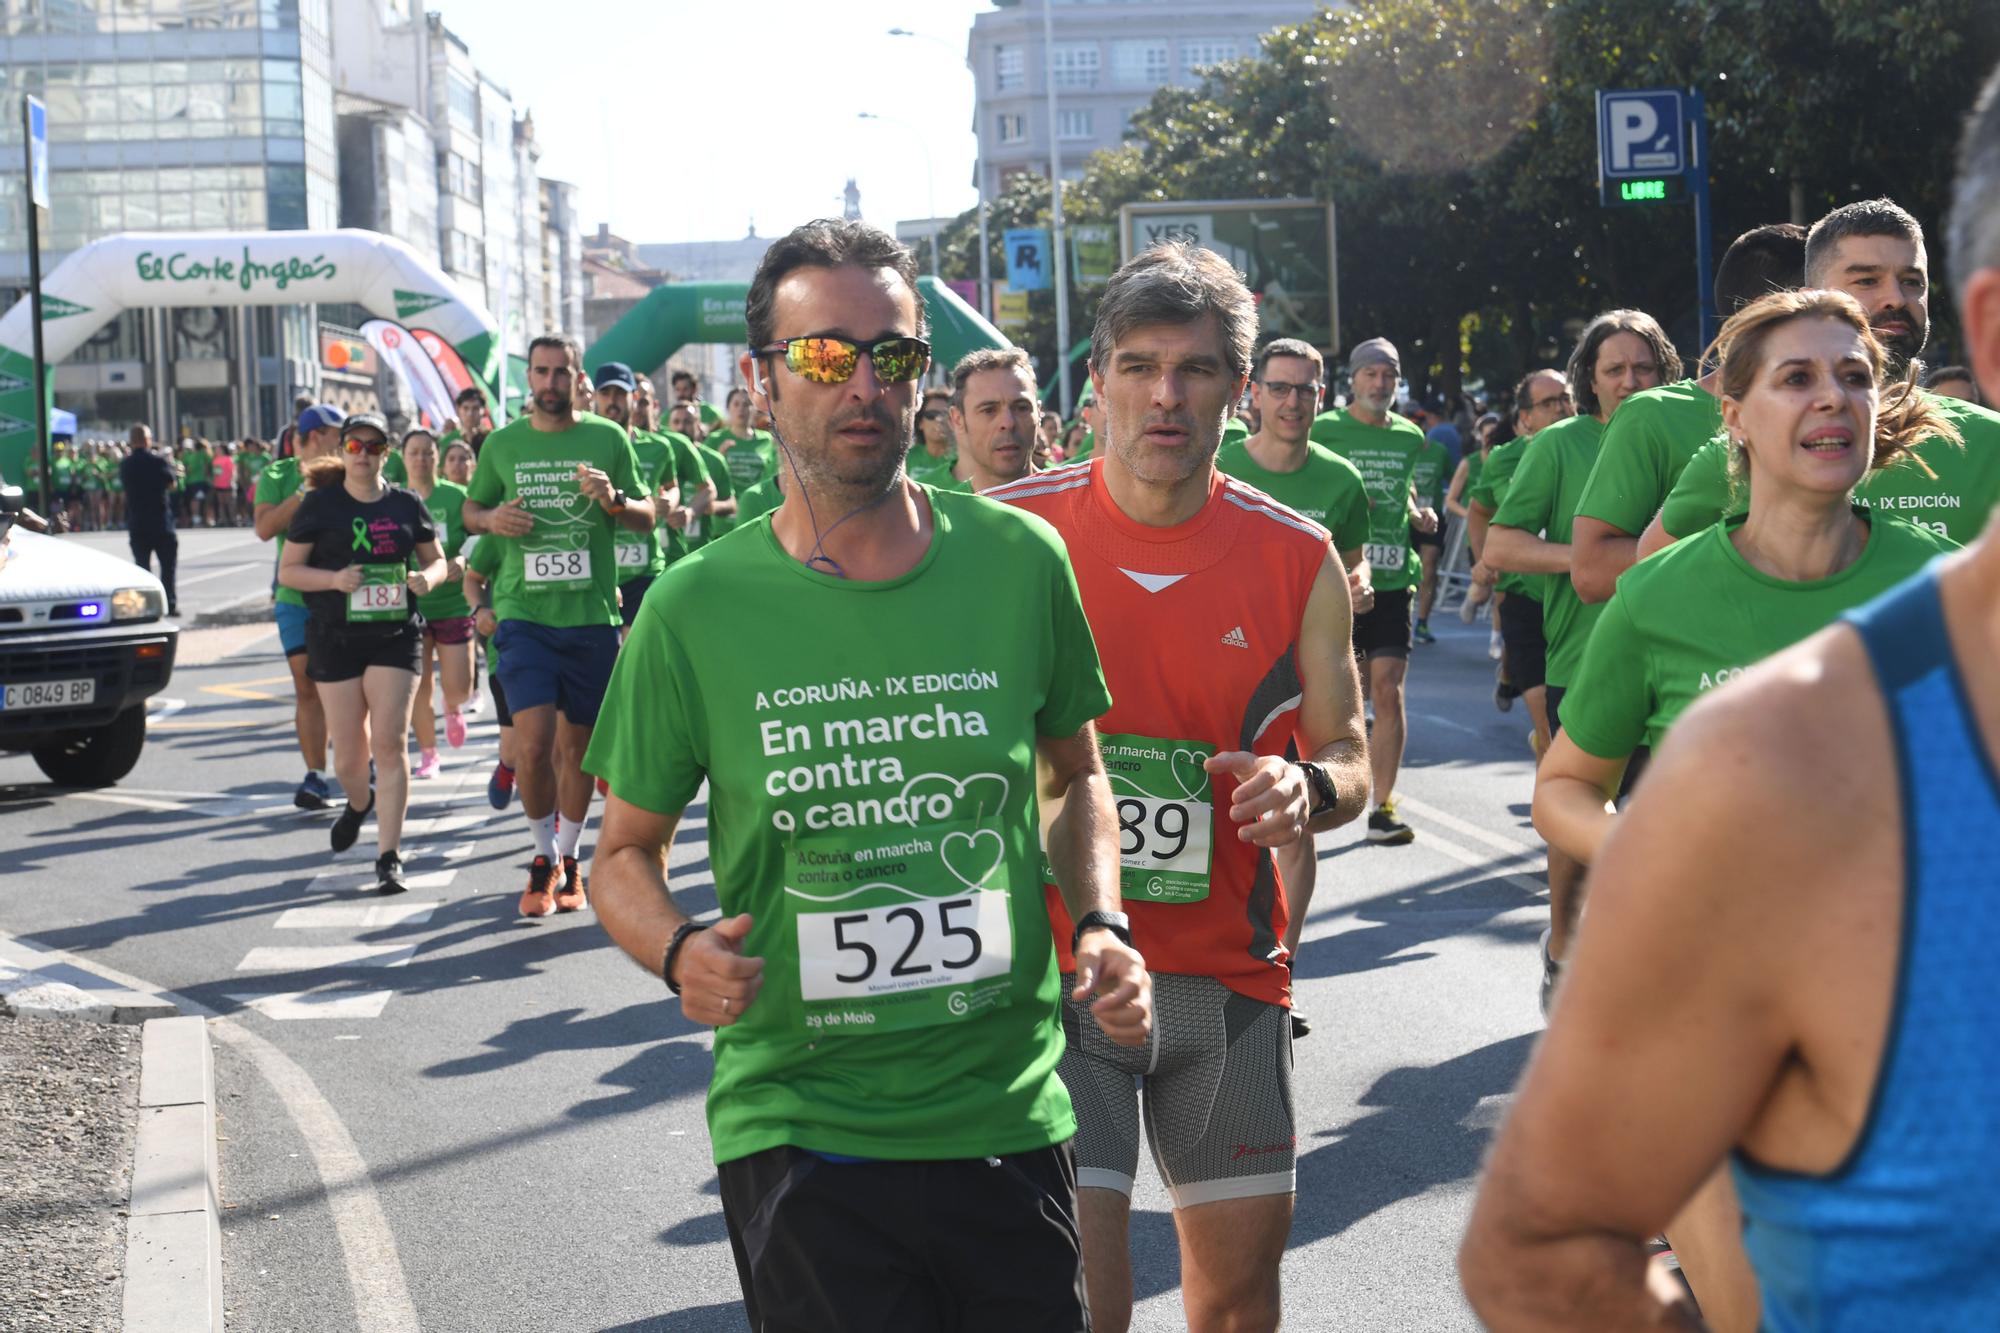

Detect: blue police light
77,601,103,619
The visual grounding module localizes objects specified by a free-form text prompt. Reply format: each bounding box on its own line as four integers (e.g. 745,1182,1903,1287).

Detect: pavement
1,530,1553,1332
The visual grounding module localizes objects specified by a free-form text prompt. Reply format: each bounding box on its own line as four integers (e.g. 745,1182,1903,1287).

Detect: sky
438,0,995,247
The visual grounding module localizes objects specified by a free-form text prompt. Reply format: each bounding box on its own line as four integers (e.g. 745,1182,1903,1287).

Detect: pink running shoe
445,710,467,748
413,748,441,780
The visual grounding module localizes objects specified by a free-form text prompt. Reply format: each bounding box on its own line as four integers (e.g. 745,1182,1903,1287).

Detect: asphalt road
3,529,1550,1332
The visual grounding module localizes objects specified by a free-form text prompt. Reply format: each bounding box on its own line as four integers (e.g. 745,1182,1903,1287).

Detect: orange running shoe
554,856,587,912
519,855,556,918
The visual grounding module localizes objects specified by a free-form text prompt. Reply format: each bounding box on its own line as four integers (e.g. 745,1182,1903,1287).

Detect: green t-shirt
1221,417,1250,449
1412,438,1451,512
1562,510,1955,757
241,453,270,492
1572,379,1723,535
53,454,76,488
708,428,778,493
1214,440,1372,553
1460,450,1485,505
652,428,712,564
907,448,959,486
181,451,211,485
79,456,104,491
1658,391,2000,547
255,456,307,607
464,535,502,669
1470,435,1538,599
620,431,675,581
1490,414,1607,686
583,486,1113,1165
689,441,737,545
381,450,408,485
736,475,784,525
415,480,471,621
1310,408,1429,591
464,413,643,629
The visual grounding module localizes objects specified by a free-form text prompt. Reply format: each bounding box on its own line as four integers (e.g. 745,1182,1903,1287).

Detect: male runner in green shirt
1310,337,1439,844
946,347,1040,493
463,334,654,917
585,217,1149,1333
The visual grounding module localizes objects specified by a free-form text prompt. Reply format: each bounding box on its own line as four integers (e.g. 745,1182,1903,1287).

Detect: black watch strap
1072,910,1133,956
663,921,707,995
1296,759,1337,818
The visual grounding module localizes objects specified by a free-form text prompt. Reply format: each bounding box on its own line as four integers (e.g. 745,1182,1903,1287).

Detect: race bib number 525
788,823,1016,1035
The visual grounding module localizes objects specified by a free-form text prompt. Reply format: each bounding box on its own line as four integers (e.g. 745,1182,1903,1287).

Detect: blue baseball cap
594,362,636,392
297,404,345,434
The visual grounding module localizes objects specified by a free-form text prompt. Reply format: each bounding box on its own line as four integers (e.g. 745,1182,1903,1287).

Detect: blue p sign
1597,89,1685,178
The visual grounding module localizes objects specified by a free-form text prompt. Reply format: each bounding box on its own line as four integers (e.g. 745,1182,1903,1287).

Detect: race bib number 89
1091,733,1214,904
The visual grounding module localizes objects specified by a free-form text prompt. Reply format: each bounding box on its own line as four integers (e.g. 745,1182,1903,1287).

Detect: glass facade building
0,0,340,438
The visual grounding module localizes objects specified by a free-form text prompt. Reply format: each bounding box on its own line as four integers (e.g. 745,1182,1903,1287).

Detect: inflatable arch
0,228,501,479
585,276,1009,383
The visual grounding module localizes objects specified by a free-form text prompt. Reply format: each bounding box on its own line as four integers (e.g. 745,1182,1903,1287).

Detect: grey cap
1348,337,1401,376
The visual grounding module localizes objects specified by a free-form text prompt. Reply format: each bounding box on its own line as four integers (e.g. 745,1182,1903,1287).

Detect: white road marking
144,698,187,720
209,1018,423,1331
275,902,441,929
224,990,397,1020
307,868,457,892
0,944,420,1333
1405,824,1548,898
173,560,261,587
65,791,190,812
236,945,418,971
1412,709,1482,736
1394,793,1543,859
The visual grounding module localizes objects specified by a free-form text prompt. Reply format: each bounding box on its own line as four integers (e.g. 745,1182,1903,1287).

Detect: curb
124,1015,224,1333
0,932,180,1024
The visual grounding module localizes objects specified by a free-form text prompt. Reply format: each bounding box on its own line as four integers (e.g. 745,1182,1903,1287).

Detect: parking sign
1597,89,1686,178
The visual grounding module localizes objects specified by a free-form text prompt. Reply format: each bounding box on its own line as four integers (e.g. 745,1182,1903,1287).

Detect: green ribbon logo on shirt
352,519,371,553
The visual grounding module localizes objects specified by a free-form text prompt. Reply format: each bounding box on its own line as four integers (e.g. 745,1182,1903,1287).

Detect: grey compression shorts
1058,971,1295,1209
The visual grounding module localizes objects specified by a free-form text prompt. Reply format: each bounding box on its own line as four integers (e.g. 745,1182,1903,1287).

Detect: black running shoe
1290,1004,1312,1041
330,795,374,853
376,850,408,895
1366,799,1415,845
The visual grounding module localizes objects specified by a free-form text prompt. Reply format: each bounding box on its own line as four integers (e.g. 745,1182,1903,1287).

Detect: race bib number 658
525,549,591,584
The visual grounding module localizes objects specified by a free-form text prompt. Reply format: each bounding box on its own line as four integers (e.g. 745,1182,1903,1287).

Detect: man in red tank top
989,241,1370,1333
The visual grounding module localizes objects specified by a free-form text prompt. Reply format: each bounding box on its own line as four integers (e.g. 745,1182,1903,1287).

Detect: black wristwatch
606,486,629,513
1072,910,1133,956
1295,759,1338,819
663,921,707,995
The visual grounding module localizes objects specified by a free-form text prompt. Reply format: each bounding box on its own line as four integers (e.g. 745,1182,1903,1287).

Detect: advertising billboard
1119,199,1339,353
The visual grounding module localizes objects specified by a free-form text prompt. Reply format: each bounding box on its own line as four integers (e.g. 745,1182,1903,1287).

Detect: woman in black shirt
280,414,447,893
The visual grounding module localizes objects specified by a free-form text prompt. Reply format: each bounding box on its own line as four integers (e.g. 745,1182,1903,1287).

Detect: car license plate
0,678,97,711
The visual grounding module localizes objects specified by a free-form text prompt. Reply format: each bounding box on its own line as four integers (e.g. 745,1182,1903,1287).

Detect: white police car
0,487,177,785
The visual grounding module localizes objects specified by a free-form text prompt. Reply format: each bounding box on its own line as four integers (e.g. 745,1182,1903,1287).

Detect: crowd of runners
22,53,1991,1332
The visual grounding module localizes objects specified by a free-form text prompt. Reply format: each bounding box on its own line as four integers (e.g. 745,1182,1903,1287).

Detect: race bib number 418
1364,542,1407,572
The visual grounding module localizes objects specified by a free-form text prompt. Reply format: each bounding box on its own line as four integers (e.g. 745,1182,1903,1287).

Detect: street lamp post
888,26,989,317
857,112,939,278
1040,0,1072,416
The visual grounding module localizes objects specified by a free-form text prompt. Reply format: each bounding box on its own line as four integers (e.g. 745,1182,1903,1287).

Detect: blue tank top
1731,565,2000,1331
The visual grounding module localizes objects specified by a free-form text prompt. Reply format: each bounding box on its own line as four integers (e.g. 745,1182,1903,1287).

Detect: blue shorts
617,574,655,629
493,620,620,726
275,600,311,657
